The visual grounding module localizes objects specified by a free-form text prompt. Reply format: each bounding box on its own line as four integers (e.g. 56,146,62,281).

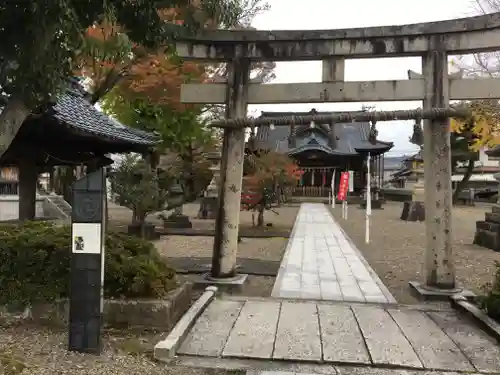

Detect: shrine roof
0,80,160,166
255,110,393,156
52,83,158,146
0,81,158,149
403,150,423,161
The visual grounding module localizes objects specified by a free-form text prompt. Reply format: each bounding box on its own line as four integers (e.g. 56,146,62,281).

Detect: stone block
163,215,193,229
25,282,193,330
197,196,218,219
409,281,466,301
473,227,500,251
400,201,425,222
127,222,159,240
485,212,500,224
359,200,383,209
193,273,248,293
476,220,500,232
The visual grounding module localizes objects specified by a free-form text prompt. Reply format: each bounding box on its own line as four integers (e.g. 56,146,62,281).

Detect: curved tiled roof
255,110,393,156
53,89,158,146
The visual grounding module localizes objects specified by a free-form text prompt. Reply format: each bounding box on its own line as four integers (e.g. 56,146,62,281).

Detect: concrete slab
428,311,500,373
173,297,498,374
177,299,243,357
223,301,280,359
154,286,217,361
388,308,474,371
352,305,423,368
273,302,322,361
272,203,395,303
317,304,370,364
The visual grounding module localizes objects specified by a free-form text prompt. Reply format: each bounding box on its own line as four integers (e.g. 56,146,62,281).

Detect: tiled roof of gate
52,85,158,146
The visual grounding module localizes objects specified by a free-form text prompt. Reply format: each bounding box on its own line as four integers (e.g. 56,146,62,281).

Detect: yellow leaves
450,117,464,133
451,100,500,151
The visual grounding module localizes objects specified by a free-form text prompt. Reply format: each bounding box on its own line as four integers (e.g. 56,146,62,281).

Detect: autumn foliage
241,151,302,216
451,100,500,151
76,9,207,108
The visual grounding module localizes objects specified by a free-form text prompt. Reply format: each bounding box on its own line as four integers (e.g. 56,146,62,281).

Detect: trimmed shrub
480,260,500,322
0,221,176,306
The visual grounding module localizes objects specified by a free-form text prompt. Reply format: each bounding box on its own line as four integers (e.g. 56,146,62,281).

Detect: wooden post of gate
211,48,250,280
68,169,106,354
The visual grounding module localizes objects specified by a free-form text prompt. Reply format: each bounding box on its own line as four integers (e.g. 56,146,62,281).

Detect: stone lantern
197,151,221,219
163,181,193,229
401,118,426,221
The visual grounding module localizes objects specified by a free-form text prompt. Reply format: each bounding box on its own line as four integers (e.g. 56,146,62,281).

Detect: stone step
474,227,500,251
476,220,500,232
492,204,500,214
170,298,499,373
485,212,500,224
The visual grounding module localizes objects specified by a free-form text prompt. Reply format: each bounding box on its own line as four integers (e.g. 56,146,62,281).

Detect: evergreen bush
480,260,500,322
0,221,176,306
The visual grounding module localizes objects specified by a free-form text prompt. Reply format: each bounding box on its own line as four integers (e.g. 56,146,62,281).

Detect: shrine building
253,109,393,197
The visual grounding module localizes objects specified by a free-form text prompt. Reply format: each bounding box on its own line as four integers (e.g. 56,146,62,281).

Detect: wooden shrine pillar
18,159,38,221
411,38,457,295
211,50,249,279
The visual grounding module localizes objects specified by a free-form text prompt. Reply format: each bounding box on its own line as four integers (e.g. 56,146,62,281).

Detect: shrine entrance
175,13,500,296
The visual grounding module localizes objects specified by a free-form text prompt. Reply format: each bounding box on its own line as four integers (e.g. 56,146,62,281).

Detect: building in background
252,109,393,197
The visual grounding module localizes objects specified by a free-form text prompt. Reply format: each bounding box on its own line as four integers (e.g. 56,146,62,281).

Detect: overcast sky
248,0,477,156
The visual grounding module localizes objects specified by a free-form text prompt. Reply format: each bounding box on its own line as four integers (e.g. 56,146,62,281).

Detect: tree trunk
0,98,31,159
90,68,123,104
452,158,475,204
138,212,147,238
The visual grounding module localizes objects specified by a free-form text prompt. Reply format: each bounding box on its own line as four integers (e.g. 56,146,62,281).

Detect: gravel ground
109,202,300,232
152,204,299,298
330,202,500,304
177,274,276,298
0,325,243,375
156,236,288,262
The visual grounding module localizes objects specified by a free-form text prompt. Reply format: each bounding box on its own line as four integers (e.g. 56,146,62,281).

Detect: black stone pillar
68,169,106,354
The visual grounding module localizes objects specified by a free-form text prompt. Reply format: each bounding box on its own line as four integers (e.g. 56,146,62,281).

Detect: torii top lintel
175,13,500,61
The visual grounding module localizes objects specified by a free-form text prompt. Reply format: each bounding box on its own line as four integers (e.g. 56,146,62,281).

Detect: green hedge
0,221,176,306
480,261,500,322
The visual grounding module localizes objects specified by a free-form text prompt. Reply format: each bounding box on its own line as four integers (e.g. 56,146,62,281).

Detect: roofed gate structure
175,13,500,298
0,79,157,221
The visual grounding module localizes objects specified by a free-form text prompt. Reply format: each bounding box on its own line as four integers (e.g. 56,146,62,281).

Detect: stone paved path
175,297,500,374
160,203,500,375
271,203,395,303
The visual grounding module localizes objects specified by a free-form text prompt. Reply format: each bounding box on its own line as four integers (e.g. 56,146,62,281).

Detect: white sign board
348,170,354,192
71,223,102,254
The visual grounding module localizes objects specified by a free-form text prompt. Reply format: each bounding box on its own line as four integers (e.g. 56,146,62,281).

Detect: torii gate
175,13,500,298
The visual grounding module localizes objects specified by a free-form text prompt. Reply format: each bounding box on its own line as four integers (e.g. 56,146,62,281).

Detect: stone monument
162,182,193,229
473,171,500,251
197,151,221,219
401,120,425,222
401,168,426,221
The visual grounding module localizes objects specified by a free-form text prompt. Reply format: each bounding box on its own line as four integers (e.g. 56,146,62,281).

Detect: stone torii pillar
410,40,462,298
210,51,250,280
